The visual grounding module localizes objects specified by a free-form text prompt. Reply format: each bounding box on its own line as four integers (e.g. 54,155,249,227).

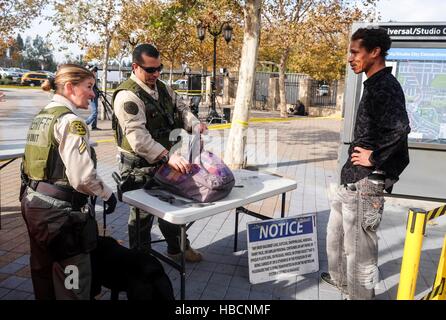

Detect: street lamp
128,34,138,50
197,21,233,123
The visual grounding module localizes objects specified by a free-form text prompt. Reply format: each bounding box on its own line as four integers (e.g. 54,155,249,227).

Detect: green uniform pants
21,188,92,300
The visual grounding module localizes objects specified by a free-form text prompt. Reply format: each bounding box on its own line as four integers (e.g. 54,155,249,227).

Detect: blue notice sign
246,215,318,284
248,216,313,242
388,48,446,61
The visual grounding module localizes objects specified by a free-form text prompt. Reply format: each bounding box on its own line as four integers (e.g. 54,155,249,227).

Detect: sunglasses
136,63,163,74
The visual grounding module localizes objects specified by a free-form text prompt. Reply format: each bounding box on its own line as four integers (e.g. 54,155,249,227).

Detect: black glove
104,193,117,215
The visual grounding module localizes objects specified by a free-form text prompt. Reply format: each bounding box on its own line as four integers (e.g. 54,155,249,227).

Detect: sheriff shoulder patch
69,121,87,136
124,102,139,115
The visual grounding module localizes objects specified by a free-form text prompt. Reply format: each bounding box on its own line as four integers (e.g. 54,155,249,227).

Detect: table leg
281,193,286,218
0,158,17,170
135,207,141,251
147,215,154,250
1,157,20,229
234,209,240,252
180,224,186,300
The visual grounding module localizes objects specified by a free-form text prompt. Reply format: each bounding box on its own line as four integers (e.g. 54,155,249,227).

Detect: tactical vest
23,105,96,186
112,79,184,154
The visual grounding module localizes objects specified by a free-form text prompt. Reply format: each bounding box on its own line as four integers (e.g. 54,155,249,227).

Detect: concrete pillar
336,79,345,115
223,76,230,105
298,77,312,109
267,77,279,110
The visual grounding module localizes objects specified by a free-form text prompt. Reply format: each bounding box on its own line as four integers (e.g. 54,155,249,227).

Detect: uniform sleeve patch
78,139,87,154
124,102,139,115
69,120,87,136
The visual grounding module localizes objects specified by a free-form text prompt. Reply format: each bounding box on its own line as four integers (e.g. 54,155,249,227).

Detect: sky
20,0,446,63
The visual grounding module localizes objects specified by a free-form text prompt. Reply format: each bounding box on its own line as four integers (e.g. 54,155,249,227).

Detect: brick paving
1,96,446,300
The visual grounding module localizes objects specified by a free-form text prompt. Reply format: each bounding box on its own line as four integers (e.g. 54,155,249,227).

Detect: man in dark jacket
321,27,411,300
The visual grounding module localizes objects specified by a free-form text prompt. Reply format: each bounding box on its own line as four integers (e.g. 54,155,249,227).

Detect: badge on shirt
69,121,87,136
124,102,139,115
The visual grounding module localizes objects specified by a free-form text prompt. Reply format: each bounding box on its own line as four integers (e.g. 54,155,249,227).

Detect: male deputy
112,44,206,262
321,27,411,299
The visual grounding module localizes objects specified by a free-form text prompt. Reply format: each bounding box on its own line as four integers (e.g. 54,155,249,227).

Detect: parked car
0,67,22,82
0,67,9,79
21,72,50,86
9,68,25,76
41,70,55,78
174,79,188,90
317,84,329,96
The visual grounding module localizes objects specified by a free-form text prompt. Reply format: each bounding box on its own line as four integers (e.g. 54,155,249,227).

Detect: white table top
0,140,98,161
122,169,297,224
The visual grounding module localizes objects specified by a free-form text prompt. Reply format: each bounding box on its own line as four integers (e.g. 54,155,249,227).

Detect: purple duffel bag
153,150,235,203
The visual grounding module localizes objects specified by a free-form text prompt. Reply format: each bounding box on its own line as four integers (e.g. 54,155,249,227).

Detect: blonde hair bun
41,64,94,93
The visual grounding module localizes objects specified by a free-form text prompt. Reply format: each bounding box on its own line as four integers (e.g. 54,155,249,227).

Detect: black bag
90,236,174,300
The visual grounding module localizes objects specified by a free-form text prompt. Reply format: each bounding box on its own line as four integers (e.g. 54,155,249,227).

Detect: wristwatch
159,153,169,165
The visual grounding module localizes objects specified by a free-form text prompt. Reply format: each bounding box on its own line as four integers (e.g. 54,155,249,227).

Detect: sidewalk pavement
1,115,445,300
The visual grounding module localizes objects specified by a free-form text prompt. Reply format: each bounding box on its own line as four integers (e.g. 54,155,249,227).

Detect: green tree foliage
0,0,47,39
22,35,57,71
49,0,124,99
0,0,47,56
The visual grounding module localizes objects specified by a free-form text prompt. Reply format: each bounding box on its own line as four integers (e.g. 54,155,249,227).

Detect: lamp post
128,34,138,50
182,62,191,99
197,21,233,122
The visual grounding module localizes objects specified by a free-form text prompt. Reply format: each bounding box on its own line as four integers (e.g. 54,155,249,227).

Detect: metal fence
199,72,338,109
253,72,270,102
309,80,338,108
229,72,306,105
285,74,306,105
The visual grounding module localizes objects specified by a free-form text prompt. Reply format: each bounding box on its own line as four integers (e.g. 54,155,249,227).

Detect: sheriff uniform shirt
48,94,113,200
113,73,200,164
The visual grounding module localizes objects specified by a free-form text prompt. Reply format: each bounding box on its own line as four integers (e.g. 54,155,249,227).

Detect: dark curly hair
351,27,392,58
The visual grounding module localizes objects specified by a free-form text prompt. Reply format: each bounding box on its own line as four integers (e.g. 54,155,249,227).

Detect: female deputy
20,64,117,300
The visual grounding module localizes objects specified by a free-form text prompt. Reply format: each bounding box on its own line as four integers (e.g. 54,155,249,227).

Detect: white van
174,79,188,90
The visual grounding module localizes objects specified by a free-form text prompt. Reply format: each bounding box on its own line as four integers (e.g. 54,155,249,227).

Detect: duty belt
28,180,88,208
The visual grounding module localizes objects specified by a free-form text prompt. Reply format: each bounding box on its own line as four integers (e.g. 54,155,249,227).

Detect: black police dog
90,236,174,300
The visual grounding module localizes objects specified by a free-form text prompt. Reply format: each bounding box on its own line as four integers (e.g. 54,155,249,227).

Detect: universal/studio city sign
381,25,446,41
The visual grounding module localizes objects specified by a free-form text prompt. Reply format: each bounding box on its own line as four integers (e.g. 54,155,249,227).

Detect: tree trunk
223,0,262,169
278,48,289,118
99,35,112,120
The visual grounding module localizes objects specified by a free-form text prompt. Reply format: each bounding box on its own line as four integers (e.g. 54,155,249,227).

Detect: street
1,89,446,300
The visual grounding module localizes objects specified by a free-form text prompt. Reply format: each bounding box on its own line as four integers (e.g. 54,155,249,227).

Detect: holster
113,169,156,202
115,153,159,201
48,204,98,260
112,171,124,202
19,162,28,202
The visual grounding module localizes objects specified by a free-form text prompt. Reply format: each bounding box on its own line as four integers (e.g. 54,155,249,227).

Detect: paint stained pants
326,177,384,300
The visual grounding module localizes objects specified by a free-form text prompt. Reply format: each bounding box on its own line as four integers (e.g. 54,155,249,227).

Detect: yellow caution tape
235,119,249,127
207,115,342,130
95,139,115,144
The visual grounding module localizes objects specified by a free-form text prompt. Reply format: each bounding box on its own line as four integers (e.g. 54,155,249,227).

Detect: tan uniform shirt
114,73,200,164
47,94,113,200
